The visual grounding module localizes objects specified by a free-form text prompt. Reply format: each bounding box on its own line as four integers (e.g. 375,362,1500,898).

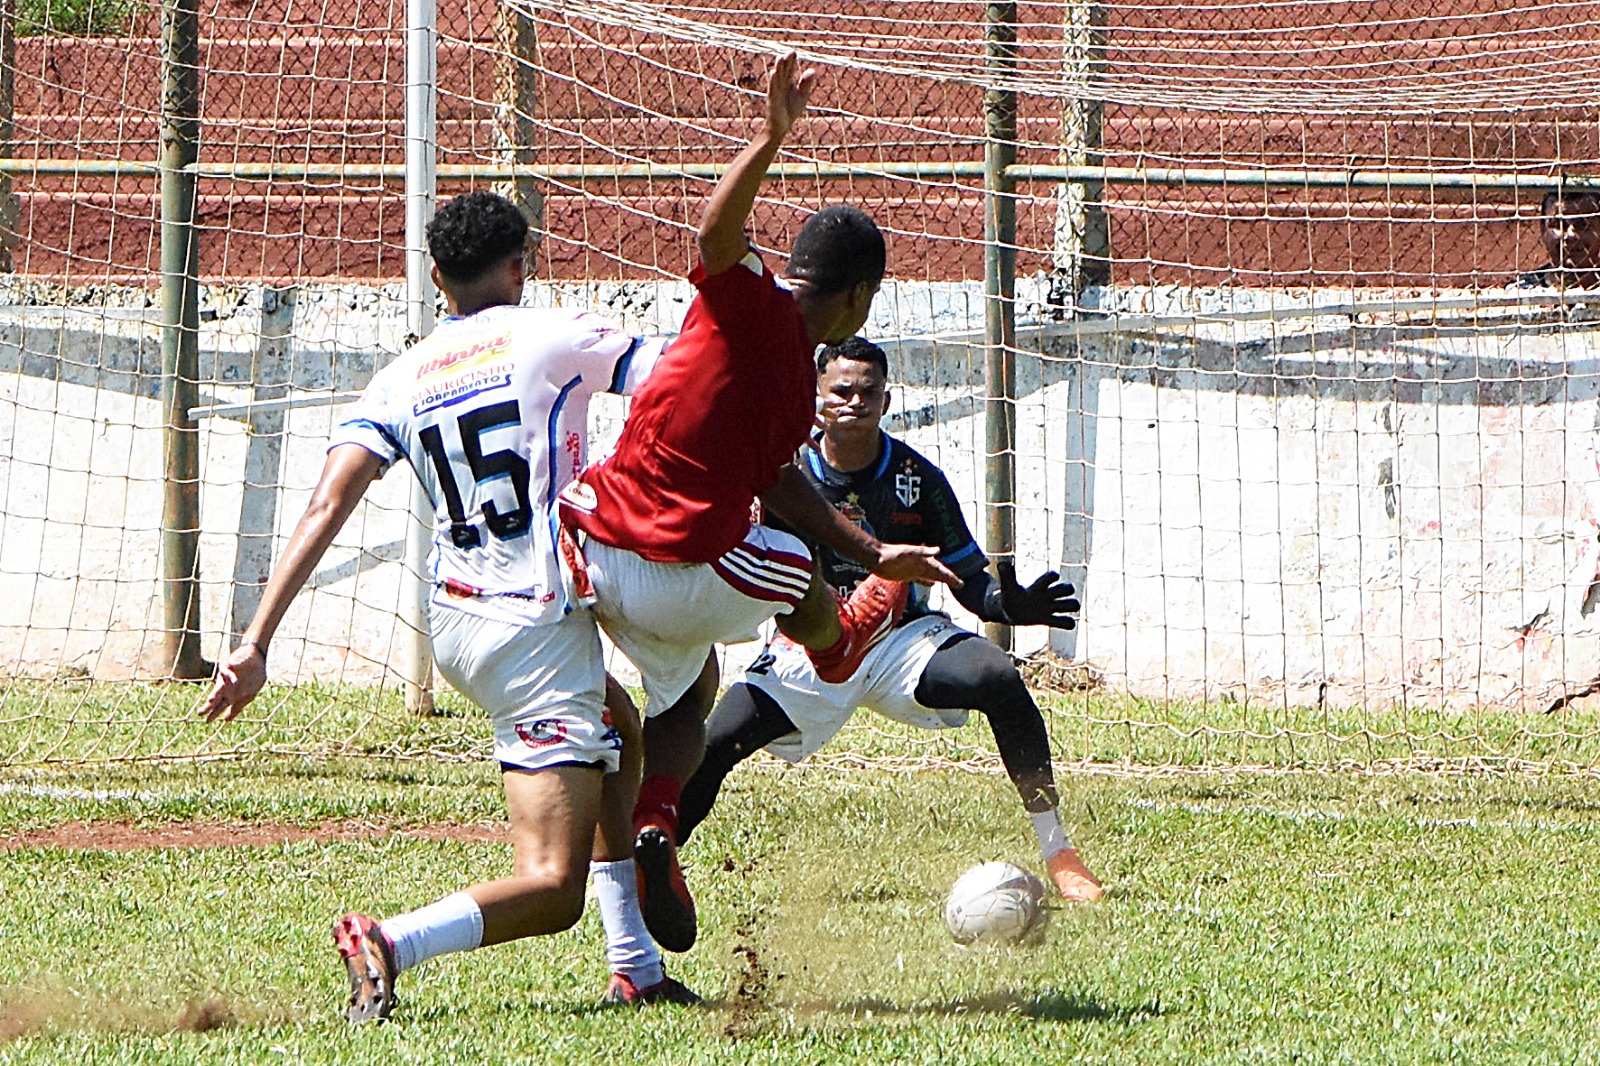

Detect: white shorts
428,601,621,774
744,613,972,762
580,524,813,716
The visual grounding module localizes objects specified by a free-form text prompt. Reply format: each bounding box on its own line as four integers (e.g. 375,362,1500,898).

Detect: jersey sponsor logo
414,333,512,381
559,479,598,513
516,719,571,750
890,511,923,525
565,430,584,482
895,470,922,507
412,362,514,416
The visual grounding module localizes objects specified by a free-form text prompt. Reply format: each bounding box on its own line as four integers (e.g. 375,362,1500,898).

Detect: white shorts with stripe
581,524,813,716
745,613,972,762
428,601,622,774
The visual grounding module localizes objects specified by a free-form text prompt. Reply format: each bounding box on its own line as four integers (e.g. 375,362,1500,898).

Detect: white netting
6,0,1600,770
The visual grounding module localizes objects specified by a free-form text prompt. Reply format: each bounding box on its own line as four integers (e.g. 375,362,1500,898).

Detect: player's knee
511,856,589,929
541,888,587,932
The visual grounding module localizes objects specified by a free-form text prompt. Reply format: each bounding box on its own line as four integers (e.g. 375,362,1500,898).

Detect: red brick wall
5,0,1589,284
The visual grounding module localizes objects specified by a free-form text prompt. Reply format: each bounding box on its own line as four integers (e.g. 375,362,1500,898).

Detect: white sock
591,858,663,988
379,892,484,974
1030,809,1072,861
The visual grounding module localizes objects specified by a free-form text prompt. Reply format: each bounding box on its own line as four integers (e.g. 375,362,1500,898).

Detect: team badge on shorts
516,719,571,750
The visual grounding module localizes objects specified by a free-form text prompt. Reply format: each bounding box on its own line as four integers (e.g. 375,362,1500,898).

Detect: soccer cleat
603,971,704,1007
333,912,400,1023
634,824,698,953
808,575,910,684
1045,847,1104,903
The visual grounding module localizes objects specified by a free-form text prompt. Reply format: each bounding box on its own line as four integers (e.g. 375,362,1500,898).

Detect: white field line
0,782,156,802
1124,796,1600,836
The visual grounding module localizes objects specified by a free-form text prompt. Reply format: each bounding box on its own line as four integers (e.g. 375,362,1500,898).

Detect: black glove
995,561,1080,629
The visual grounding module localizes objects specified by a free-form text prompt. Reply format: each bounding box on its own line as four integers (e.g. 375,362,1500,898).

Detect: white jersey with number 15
332,305,664,627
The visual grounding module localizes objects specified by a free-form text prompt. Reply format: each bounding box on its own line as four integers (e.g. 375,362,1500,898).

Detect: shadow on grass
822,989,1163,1024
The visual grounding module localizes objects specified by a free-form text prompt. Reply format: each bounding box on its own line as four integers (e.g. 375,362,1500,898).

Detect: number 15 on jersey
417,399,534,549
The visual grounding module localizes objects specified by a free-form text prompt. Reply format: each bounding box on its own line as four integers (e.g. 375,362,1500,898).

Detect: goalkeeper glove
992,561,1080,629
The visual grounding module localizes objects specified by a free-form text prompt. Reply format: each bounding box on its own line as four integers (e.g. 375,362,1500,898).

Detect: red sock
634,774,683,840
806,594,854,667
815,628,851,660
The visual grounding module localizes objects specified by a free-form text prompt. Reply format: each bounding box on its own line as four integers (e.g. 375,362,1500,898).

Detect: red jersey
560,251,816,563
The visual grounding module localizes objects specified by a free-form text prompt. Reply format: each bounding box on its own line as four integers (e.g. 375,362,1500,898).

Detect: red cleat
807,575,910,684
604,970,704,1007
332,912,399,1023
635,824,698,953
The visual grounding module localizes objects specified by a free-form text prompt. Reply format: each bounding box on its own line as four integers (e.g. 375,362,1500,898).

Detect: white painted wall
5,282,1599,712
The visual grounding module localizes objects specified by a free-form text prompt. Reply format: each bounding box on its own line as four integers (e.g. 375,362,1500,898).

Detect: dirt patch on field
0,819,511,851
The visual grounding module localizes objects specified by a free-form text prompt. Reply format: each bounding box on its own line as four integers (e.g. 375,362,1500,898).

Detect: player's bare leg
631,650,718,953
470,764,604,939
778,562,909,684
335,764,603,1023
596,674,644,863
594,675,700,1003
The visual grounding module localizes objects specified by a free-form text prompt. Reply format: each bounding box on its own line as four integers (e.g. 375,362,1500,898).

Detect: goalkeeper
675,336,1103,902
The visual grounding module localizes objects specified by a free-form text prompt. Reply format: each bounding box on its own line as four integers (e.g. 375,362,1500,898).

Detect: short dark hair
426,191,529,283
817,335,889,376
785,205,886,294
1543,188,1600,219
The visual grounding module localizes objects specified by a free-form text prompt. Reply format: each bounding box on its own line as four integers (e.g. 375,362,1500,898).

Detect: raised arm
759,463,960,587
199,444,385,721
697,52,817,275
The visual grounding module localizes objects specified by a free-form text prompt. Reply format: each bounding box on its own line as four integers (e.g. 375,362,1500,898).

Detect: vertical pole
400,0,437,713
160,0,206,679
1054,1,1109,300
983,1,1018,653
496,4,543,251
0,0,17,272
230,286,297,645
1054,0,1108,663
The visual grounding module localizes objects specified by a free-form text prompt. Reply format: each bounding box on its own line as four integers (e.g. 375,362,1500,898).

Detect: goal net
5,0,1600,773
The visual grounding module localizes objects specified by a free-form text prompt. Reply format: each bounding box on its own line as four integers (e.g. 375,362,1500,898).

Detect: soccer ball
943,861,1048,945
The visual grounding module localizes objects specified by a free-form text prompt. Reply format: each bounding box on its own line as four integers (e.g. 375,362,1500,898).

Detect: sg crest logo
896,471,921,507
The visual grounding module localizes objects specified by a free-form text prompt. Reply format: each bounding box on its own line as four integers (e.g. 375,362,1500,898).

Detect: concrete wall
5,281,1600,711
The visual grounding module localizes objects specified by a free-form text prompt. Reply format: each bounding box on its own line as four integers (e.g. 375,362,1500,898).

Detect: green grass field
4,681,1600,1063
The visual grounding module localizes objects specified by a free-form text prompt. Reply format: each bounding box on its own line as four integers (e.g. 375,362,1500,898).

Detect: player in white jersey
200,191,697,1019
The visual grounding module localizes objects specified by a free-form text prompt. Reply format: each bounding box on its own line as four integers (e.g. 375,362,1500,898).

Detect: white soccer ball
943,861,1048,945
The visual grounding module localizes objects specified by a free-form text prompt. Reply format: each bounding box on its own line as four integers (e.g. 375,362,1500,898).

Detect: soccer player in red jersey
559,54,958,953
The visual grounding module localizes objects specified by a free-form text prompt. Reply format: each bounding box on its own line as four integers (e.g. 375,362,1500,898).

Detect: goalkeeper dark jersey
782,432,991,621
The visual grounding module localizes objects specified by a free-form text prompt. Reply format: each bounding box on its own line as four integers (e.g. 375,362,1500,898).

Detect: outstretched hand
997,561,1080,628
871,542,960,587
765,52,817,138
198,645,267,722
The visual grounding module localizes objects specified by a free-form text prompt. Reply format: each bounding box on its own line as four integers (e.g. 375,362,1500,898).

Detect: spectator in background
1517,189,1600,289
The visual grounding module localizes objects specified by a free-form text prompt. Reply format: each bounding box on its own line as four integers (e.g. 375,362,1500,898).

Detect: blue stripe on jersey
546,374,584,614
339,417,407,462
546,374,583,507
944,541,982,565
608,336,642,394
872,431,893,480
